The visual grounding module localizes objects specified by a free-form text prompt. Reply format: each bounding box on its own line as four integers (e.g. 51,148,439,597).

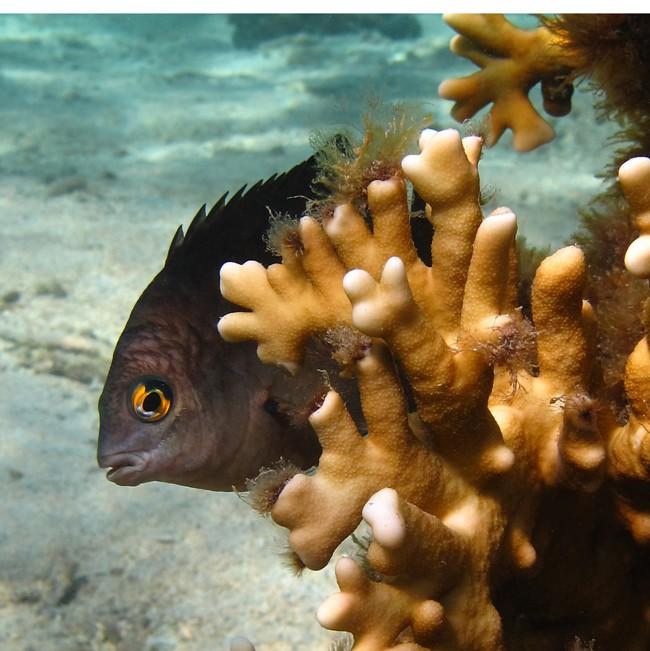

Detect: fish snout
98,451,150,486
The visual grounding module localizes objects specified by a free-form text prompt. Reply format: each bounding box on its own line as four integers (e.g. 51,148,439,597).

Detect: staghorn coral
438,14,580,152
218,128,650,649
560,15,650,403
441,13,650,417
440,15,650,152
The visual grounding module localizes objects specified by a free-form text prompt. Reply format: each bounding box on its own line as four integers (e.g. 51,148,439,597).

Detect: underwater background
0,14,618,651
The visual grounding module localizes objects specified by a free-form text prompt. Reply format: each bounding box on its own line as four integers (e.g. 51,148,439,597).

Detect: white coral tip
219,261,240,291
317,592,353,630
401,152,421,179
462,135,483,165
325,204,357,239
625,235,650,278
216,313,235,340
619,156,650,184
309,390,340,426
362,487,406,549
343,268,376,302
380,256,408,291
481,209,517,238
418,128,438,150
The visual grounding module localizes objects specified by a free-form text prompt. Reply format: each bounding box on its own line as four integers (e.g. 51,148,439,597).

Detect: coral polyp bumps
218,129,650,650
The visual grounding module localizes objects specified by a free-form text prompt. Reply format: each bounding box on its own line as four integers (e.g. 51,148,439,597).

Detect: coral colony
218,15,650,650
215,14,650,651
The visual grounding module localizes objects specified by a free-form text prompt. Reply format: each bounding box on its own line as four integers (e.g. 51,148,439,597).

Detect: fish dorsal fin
166,225,185,259
183,204,208,242
163,156,318,279
205,192,229,222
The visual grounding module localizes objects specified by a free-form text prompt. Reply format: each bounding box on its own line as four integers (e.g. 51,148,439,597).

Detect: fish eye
130,378,173,422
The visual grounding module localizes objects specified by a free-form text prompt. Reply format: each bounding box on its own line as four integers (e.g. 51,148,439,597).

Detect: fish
97,157,328,491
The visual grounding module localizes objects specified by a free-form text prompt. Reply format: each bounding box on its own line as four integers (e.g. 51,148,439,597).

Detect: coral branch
402,129,483,337
531,246,591,391
218,217,351,372
460,209,517,339
363,489,465,587
271,344,462,570
317,556,442,651
621,157,650,278
439,14,578,151
318,488,503,651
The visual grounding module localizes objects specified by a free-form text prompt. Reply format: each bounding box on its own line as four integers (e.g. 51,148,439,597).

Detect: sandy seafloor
0,13,619,651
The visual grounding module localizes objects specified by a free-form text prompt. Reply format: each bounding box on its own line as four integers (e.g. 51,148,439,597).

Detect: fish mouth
98,451,150,486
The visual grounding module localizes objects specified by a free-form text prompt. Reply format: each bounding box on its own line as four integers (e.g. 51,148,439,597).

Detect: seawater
0,14,619,651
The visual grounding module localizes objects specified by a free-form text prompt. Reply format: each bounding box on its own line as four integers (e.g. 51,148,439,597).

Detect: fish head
97,274,321,491
97,280,218,488
98,157,326,491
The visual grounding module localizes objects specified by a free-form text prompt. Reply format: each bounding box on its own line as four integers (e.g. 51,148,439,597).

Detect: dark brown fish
97,158,325,491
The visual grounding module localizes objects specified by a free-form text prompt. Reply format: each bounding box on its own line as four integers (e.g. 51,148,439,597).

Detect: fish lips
98,451,150,486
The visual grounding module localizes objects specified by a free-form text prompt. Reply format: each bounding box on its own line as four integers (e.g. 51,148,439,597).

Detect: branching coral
440,13,650,417
622,157,650,278
439,14,580,151
218,126,649,649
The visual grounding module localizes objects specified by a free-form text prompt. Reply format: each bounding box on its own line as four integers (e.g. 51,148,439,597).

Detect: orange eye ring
130,379,172,422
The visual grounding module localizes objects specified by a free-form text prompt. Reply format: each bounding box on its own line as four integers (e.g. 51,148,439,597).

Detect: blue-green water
0,14,619,651
2,15,454,207
0,14,614,236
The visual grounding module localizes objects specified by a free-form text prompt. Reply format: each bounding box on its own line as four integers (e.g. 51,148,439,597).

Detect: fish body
97,159,323,491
